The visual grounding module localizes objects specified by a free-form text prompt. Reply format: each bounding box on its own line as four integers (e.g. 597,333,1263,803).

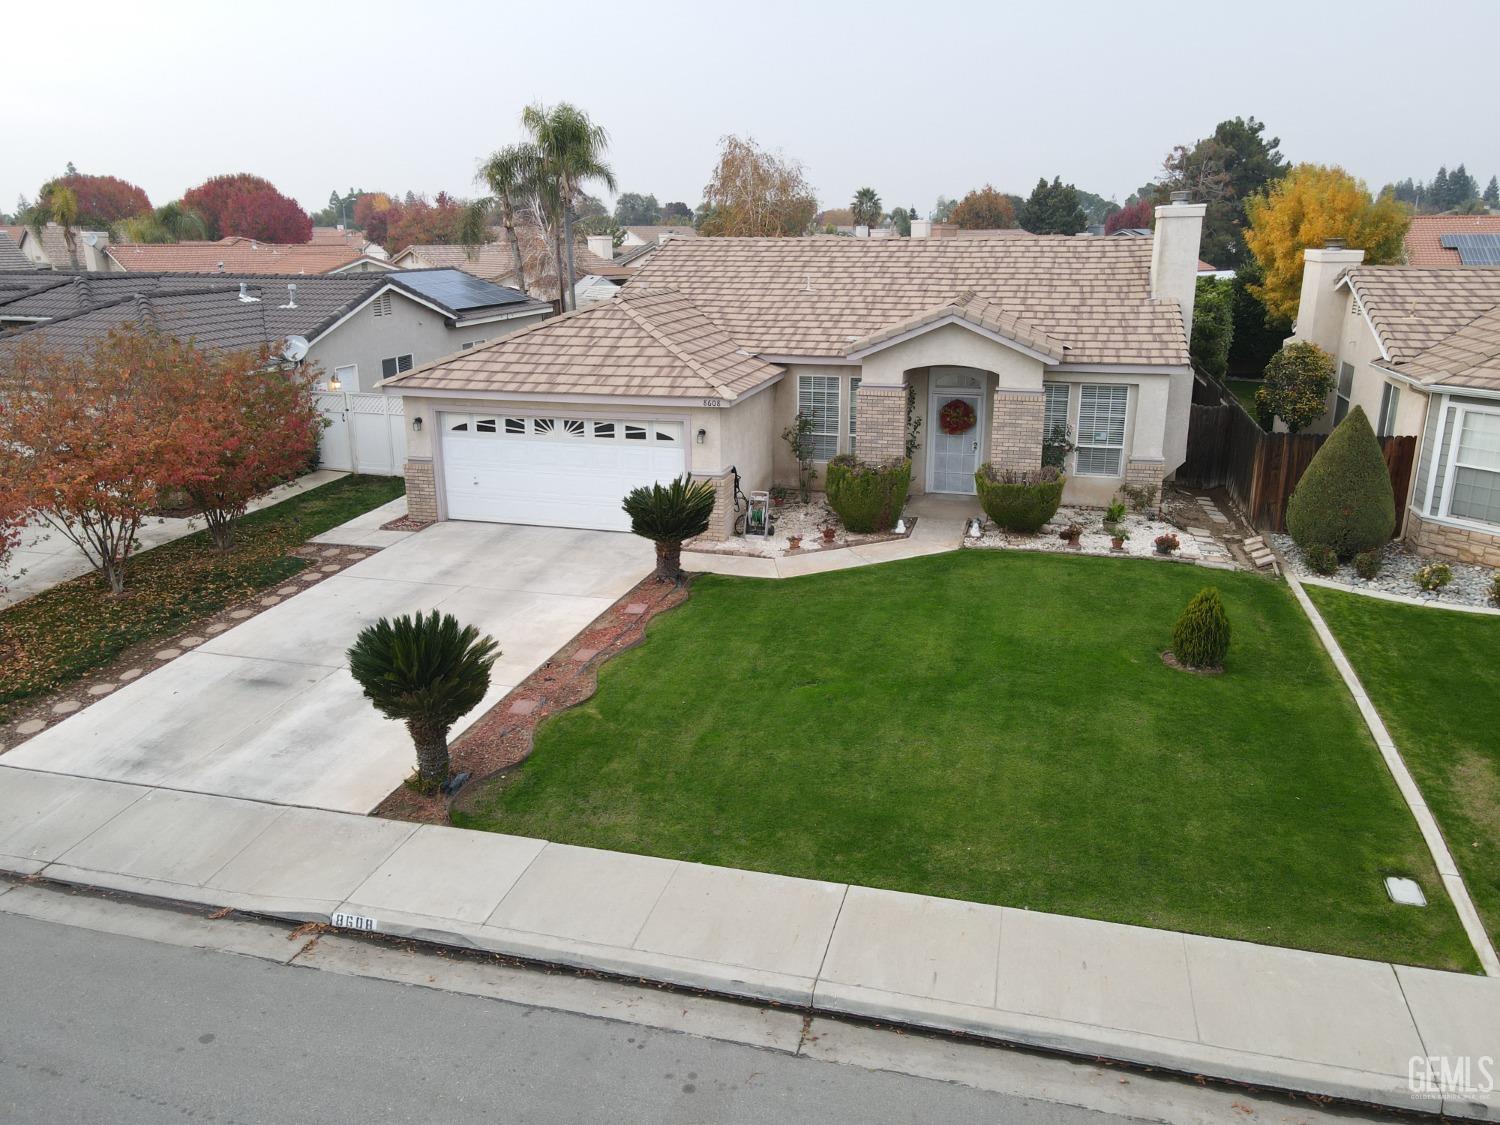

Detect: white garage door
441,412,687,531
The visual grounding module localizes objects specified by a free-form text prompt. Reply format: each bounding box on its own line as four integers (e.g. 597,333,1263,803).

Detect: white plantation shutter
1074,384,1127,476
798,375,840,460
1043,383,1069,439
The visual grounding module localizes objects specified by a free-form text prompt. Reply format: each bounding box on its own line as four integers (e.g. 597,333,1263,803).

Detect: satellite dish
282,335,310,363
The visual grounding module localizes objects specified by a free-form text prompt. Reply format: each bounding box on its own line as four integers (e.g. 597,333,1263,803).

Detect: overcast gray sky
4,0,1496,218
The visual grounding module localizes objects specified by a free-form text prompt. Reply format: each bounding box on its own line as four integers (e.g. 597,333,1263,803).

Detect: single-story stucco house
381,197,1207,537
1292,243,1500,566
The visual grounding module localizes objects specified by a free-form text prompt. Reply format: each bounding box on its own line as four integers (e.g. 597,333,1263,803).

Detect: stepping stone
570,648,600,663
51,700,81,715
87,683,115,696
347,553,369,561
229,609,253,620
321,547,341,557
276,586,298,596
621,602,648,616
320,564,341,574
119,668,143,682
299,572,320,582
15,719,46,736
153,648,181,660
205,623,229,635
507,699,538,716
259,597,280,608
1185,526,1211,536
179,635,205,647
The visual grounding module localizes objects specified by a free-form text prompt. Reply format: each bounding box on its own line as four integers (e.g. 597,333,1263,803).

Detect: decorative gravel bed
685,498,913,558
1271,533,1498,607
964,505,1218,564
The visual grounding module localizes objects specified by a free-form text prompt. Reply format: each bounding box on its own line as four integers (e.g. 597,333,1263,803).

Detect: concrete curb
1299,574,1500,617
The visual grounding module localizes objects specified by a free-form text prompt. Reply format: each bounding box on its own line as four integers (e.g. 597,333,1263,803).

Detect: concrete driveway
4,522,653,812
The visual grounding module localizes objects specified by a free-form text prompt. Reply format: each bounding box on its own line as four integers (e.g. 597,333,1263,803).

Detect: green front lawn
455,551,1477,969
1306,585,1500,949
0,474,404,721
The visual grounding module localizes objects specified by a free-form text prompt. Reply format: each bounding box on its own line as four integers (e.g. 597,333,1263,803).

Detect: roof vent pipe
1324,237,1347,250
1169,190,1192,204
217,261,225,272
281,283,297,309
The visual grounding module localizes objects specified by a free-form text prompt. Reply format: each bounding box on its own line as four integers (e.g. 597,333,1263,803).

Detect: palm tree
622,476,717,583
521,103,616,311
31,183,80,268
347,611,501,792
851,187,882,230
479,143,540,293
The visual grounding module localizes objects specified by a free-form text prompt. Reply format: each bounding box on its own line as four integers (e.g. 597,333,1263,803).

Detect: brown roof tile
1347,266,1500,361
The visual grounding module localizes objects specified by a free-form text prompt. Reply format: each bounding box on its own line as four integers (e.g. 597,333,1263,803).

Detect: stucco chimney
1149,193,1208,335
910,218,931,239
1293,244,1365,355
586,234,615,262
853,225,869,239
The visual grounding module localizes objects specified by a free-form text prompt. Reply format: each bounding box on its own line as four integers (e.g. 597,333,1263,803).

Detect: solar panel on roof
1439,234,1500,266
394,269,528,310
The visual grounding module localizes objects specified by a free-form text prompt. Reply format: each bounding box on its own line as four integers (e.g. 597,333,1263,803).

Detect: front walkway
1,763,1495,1120
2,469,346,606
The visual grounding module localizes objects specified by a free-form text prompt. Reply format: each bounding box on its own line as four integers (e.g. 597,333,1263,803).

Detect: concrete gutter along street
3,764,1499,1121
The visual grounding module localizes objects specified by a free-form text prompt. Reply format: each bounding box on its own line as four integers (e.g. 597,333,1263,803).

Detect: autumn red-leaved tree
380,192,466,252
181,173,313,242
1105,197,1155,234
45,172,151,228
0,330,185,594
0,478,27,593
166,349,323,550
949,185,1017,230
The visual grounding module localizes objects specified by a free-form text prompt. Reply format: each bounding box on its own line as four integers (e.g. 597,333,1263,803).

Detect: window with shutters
798,375,840,460
1074,384,1128,476
380,354,413,379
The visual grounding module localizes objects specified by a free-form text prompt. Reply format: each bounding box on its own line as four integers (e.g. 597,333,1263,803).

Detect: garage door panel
441,414,687,531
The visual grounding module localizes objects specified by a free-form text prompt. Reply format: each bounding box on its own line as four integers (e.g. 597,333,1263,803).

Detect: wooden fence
1180,399,1416,534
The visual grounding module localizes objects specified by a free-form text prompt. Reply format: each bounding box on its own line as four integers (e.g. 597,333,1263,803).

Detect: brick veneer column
404,458,438,521
988,390,1044,474
1124,458,1165,506
1407,512,1500,567
856,384,907,463
693,472,735,541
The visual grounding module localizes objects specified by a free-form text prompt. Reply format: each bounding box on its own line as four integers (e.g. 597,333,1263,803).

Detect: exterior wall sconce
326,375,342,392
412,416,423,432
695,428,707,444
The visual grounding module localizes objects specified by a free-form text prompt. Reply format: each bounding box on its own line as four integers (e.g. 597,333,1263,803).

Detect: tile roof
1382,305,1500,391
0,287,280,360
1403,214,1500,267
0,230,28,271
394,229,633,296
106,239,365,275
625,235,1188,366
1349,266,1500,392
623,225,697,243
847,290,1065,361
382,285,781,401
18,223,106,270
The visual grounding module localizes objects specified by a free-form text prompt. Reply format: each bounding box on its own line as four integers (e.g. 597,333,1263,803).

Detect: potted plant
1105,500,1127,524
1111,527,1130,551
1060,522,1083,547
821,523,837,544
786,534,803,550
770,485,790,507
1154,532,1180,556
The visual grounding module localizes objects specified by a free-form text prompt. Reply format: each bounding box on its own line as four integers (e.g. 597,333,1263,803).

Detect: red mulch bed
380,514,434,532
374,574,690,824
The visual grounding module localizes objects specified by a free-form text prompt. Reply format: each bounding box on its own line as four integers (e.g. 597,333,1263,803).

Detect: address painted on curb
331,912,378,932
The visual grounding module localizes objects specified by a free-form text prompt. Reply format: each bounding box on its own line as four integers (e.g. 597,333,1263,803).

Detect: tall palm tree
31,183,80,268
479,143,540,293
347,611,501,792
521,103,616,311
851,187,882,230
622,476,717,584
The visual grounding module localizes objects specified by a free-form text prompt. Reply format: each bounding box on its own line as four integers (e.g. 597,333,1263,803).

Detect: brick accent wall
855,384,908,463
694,472,735,541
988,390,1044,474
1407,511,1500,567
1124,459,1165,506
404,458,437,521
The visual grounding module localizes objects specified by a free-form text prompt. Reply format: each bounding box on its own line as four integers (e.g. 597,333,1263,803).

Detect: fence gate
315,392,406,476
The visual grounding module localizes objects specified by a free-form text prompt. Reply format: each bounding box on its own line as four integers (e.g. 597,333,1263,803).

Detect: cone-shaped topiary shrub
1285,406,1395,560
825,454,912,532
974,464,1065,532
1171,586,1231,670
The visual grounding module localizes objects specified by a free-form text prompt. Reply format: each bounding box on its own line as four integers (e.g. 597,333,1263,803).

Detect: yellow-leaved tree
1244,164,1408,321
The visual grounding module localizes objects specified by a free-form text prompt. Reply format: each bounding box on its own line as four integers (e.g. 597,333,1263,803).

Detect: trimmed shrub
825,455,912,533
974,464,1065,533
1258,341,1335,434
1492,573,1500,605
1191,276,1234,379
1285,406,1395,560
1353,548,1383,580
1415,563,1452,592
1171,587,1231,670
1304,544,1339,575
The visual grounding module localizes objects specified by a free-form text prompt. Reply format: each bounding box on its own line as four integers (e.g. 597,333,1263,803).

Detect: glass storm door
930,393,981,494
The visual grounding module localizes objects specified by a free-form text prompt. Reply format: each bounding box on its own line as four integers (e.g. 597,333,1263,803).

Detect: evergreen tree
1018,177,1086,235
1485,177,1500,208
1432,167,1451,210
1449,164,1479,206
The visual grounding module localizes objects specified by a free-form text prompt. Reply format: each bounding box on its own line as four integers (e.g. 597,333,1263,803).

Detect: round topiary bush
1304,543,1339,575
974,464,1065,533
1285,405,1395,560
1171,586,1231,670
1353,548,1383,580
824,455,912,533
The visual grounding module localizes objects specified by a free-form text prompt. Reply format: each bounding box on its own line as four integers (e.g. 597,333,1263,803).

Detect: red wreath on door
939,398,977,435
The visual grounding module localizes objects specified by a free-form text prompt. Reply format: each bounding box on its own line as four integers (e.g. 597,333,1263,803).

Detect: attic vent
1350,294,1363,316
372,292,393,318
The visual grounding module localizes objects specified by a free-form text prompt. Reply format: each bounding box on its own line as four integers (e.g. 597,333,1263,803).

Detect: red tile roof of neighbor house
1403,214,1500,267
106,238,365,274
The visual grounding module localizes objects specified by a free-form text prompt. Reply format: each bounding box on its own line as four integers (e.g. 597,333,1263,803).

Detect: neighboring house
1403,214,1500,267
16,223,114,271
311,226,389,260
0,268,550,394
0,229,28,271
391,229,633,302
381,198,1206,537
619,225,697,248
1292,244,1500,565
106,237,386,275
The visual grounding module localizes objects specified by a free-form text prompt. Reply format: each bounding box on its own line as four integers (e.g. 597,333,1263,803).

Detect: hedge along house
1292,244,1500,566
382,198,1205,537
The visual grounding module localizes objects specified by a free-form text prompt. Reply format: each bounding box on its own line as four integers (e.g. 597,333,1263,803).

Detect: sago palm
347,611,501,791
622,475,716,583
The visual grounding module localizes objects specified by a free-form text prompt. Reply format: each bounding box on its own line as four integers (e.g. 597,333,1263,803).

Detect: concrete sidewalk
2,763,1495,1120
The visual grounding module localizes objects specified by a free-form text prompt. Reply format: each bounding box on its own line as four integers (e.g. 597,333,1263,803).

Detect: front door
928,392,983,494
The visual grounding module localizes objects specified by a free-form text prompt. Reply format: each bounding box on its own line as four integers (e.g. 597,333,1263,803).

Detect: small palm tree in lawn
623,475,717,584
347,611,501,793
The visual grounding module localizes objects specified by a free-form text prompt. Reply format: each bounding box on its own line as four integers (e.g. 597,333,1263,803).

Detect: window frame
1434,399,1500,528
1072,383,1129,477
1333,362,1354,426
848,376,861,455
380,353,414,379
797,374,841,461
1043,382,1071,468
1377,382,1400,437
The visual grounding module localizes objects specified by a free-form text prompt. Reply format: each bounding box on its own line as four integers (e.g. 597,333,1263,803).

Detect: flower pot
821,528,836,543
1155,545,1173,555
787,536,802,550
1111,537,1125,550
1065,536,1081,548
